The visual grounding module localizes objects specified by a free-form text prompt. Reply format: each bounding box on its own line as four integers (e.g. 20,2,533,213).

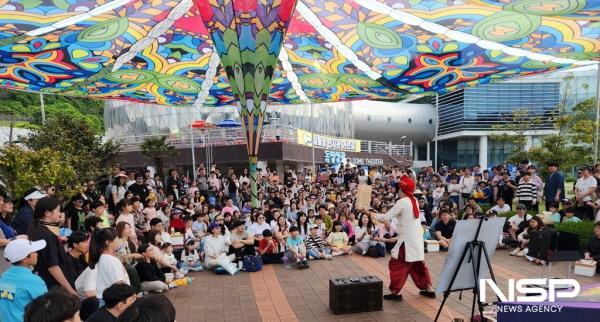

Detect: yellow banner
296,129,361,152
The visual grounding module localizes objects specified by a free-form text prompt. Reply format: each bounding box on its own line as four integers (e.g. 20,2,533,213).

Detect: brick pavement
166,249,600,322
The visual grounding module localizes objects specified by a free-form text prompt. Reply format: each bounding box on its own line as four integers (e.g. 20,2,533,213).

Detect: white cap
24,190,47,201
4,239,47,263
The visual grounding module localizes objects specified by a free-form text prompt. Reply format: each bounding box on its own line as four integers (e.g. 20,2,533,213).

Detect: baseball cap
310,224,319,229
4,239,46,263
516,204,527,210
208,222,220,231
24,190,47,201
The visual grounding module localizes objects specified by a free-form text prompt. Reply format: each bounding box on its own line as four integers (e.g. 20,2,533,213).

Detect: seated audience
434,211,455,250
562,207,582,223
0,239,48,322
136,244,171,293
285,226,308,269
117,294,176,322
180,240,203,274
24,289,80,322
86,284,137,322
305,224,332,260
326,221,352,256
507,204,532,241
258,229,284,264
584,222,600,272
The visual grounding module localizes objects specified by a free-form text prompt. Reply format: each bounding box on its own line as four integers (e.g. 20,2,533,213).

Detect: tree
490,109,542,164
491,74,597,175
0,88,104,133
140,136,178,176
0,145,77,198
20,112,121,180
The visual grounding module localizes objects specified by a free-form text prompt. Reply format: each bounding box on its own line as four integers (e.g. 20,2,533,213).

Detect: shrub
555,220,596,249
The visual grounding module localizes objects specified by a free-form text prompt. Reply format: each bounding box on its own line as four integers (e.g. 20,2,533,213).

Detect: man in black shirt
435,211,456,251
128,173,149,201
496,172,517,208
66,231,88,278
584,222,600,272
87,284,137,322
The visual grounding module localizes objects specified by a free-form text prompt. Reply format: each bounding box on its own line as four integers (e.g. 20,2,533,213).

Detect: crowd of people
1,160,600,321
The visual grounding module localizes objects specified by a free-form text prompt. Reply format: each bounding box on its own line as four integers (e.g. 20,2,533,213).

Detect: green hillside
0,89,104,133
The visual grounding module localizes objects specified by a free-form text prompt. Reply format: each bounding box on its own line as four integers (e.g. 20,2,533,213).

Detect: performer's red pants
389,244,433,294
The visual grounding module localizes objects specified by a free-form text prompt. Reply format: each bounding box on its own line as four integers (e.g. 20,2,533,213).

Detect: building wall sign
324,151,346,166
349,158,384,166
297,129,361,152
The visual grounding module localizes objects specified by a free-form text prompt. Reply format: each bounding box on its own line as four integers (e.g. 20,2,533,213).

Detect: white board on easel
436,218,505,293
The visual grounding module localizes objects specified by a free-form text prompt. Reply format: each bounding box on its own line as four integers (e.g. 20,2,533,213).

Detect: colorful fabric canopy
0,0,598,107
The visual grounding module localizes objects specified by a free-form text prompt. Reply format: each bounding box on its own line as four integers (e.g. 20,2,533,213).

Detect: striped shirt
516,182,538,202
305,235,325,251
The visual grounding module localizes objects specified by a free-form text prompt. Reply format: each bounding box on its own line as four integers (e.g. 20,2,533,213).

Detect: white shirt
490,204,511,214
354,225,372,245
460,176,475,194
448,183,461,196
75,267,97,300
508,214,532,227
576,176,597,202
249,222,271,237
96,254,130,299
203,234,230,258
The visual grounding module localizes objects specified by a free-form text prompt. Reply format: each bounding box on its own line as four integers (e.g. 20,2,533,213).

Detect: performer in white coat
375,175,436,301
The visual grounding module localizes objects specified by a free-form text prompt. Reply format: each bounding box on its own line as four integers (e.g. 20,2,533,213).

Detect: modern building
424,65,599,170
104,65,598,172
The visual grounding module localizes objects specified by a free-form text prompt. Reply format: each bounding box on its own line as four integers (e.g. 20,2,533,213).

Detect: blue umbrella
216,119,241,128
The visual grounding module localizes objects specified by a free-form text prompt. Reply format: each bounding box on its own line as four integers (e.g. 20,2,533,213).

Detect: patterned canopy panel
0,0,598,106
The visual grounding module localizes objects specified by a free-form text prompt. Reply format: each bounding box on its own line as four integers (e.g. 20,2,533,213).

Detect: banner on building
297,129,361,152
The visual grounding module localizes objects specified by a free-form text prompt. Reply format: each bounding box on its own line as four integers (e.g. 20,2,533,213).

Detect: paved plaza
166,249,600,322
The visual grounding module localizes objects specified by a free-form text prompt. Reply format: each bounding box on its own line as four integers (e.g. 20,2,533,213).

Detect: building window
429,119,433,124
408,118,412,123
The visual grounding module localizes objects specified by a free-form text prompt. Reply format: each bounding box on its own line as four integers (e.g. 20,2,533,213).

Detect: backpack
242,255,263,272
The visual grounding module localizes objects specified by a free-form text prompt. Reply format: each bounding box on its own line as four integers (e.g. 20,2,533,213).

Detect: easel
434,216,498,322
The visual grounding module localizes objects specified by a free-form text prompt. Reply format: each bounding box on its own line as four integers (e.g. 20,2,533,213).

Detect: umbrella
190,120,214,129
216,119,241,128
0,0,598,206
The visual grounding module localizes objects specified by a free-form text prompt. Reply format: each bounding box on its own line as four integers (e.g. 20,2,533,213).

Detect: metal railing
113,125,411,157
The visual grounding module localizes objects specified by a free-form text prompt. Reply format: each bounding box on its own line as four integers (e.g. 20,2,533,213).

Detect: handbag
366,247,379,258
242,255,263,272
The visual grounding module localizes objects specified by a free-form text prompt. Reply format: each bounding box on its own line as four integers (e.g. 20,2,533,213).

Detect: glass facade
438,82,560,135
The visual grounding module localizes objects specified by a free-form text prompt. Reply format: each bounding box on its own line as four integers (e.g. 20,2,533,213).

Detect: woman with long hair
115,198,137,244
89,228,130,299
29,197,77,295
296,212,309,238
353,213,375,255
273,215,290,248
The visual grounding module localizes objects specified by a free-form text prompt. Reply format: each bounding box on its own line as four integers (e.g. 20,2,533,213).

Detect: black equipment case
329,276,383,314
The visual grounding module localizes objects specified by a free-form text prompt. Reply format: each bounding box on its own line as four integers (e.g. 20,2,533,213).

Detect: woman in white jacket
374,175,436,302
203,222,235,270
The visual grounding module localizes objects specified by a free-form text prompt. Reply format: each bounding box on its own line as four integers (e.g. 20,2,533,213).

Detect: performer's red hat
399,175,419,218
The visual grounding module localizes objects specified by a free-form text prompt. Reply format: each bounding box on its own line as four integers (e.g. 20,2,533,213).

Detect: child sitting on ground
161,243,185,278
562,208,582,223
285,226,309,269
305,224,332,260
180,239,203,274
258,229,284,264
192,214,208,239
326,221,352,256
136,244,172,293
